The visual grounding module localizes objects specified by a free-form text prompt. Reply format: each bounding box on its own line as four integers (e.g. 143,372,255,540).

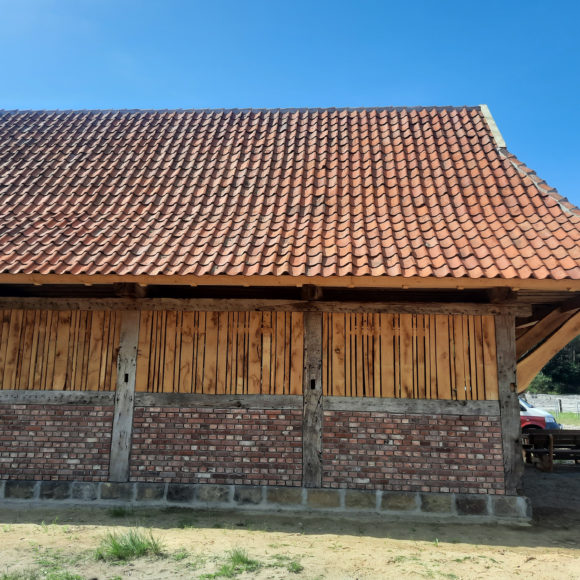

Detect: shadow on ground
1,464,579,551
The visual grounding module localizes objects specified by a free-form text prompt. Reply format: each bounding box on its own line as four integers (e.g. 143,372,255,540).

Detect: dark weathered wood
301,285,323,301
0,297,531,316
488,287,515,303
302,311,323,488
324,396,500,416
109,311,140,482
496,314,523,495
0,389,115,405
134,393,302,409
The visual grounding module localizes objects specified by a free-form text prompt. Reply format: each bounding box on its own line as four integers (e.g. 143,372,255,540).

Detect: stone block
71,482,98,501
420,493,452,514
455,495,488,516
136,483,165,502
345,490,376,510
234,486,263,505
39,481,71,500
167,484,195,503
101,483,134,501
492,495,531,519
267,487,303,506
5,480,36,500
196,485,230,504
307,489,340,509
381,492,418,512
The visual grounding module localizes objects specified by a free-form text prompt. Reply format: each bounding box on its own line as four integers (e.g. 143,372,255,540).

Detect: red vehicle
519,398,561,432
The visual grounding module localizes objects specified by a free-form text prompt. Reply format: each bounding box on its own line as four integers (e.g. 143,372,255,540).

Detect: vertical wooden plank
372,314,381,397
247,312,261,394
25,311,41,389
274,312,290,395
416,315,426,399
135,311,153,392
179,312,195,393
289,312,304,395
260,312,271,395
331,314,346,396
194,311,207,393
344,314,352,396
173,312,184,393
495,313,523,495
204,311,219,394
52,311,72,390
322,313,329,396
3,310,24,389
482,315,499,400
79,311,91,390
354,314,364,397
235,312,246,393
474,316,486,400
435,314,451,399
468,315,478,401
379,314,394,398
109,310,140,483
17,310,36,389
0,310,10,389
86,311,104,390
303,311,323,488
163,311,177,393
462,315,472,399
428,315,437,399
216,311,229,394
399,313,414,399
453,315,466,400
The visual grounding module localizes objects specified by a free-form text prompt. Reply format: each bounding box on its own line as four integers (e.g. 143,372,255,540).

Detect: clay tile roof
0,105,578,281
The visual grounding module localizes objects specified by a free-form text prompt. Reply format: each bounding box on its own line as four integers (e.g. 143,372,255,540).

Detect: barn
0,106,579,520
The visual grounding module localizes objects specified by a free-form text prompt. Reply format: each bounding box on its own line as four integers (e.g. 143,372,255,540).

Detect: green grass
95,528,165,562
201,549,262,579
556,412,580,427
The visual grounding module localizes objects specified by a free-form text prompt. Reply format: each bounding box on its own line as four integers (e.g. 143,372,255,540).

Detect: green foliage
527,336,580,394
95,528,165,561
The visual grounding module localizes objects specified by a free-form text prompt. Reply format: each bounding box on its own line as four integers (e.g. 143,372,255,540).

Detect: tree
527,335,580,394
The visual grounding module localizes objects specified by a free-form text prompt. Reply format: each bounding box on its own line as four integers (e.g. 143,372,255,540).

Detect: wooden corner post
495,313,524,495
303,311,323,487
109,310,141,482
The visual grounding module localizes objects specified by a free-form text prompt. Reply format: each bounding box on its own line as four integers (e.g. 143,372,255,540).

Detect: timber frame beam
0,297,532,316
517,310,580,393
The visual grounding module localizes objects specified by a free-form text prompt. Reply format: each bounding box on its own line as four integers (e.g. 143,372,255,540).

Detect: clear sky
1,0,578,206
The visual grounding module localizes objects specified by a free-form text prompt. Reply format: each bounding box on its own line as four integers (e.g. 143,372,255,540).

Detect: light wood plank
289,312,304,395
435,315,451,399
482,315,499,400
400,313,414,399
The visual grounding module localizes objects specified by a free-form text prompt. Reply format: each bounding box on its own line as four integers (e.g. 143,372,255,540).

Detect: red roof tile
0,106,578,281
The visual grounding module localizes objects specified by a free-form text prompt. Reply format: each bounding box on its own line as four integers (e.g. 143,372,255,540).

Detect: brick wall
322,411,505,494
0,404,113,481
130,407,303,486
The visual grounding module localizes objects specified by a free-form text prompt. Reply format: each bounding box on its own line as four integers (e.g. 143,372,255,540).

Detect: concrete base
0,480,532,524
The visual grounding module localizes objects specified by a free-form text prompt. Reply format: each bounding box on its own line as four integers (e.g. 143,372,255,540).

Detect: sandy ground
0,466,579,580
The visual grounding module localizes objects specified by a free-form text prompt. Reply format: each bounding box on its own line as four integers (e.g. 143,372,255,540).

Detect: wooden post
302,311,323,487
495,313,524,495
109,311,140,482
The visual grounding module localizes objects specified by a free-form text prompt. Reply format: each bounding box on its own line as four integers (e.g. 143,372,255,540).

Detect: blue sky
0,0,578,206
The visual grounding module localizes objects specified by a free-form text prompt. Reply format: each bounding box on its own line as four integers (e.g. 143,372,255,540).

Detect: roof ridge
0,105,483,114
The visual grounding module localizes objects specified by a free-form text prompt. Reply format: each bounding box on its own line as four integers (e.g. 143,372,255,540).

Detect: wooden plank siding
0,309,120,391
135,311,304,395
0,307,498,400
322,313,499,400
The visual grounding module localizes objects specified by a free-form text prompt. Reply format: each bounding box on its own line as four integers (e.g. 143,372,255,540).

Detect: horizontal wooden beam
0,273,579,292
134,393,303,409
0,297,532,316
0,390,115,405
324,397,500,415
